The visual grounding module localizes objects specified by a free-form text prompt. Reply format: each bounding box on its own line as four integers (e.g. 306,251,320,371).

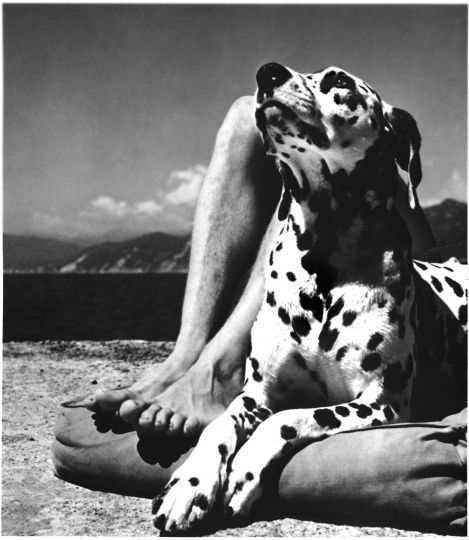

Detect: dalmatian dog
152,63,467,532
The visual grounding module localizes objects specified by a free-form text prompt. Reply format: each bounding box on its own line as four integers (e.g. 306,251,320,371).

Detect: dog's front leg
225,383,404,518
152,383,272,532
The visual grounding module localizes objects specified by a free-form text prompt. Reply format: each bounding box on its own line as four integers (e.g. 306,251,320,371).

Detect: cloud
28,164,207,240
86,196,163,219
163,164,207,206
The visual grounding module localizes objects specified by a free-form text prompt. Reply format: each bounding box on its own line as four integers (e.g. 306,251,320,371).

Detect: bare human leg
63,95,281,436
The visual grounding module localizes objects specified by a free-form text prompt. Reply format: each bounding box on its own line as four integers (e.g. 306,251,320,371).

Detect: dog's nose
256,63,292,94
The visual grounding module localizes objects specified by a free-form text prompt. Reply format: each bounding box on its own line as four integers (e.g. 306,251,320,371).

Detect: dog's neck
278,138,413,295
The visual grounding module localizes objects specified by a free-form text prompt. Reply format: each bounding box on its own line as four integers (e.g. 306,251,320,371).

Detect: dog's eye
334,74,354,90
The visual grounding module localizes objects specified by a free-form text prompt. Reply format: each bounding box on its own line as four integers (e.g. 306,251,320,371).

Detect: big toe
119,399,148,425
94,387,134,412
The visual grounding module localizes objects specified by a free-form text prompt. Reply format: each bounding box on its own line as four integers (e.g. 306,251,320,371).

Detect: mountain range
3,198,466,273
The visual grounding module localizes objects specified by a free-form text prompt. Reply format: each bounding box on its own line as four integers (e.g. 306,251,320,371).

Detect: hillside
56,232,190,273
3,198,466,272
3,235,81,271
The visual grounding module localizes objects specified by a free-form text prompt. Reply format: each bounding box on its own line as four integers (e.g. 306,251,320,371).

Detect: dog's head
255,63,421,207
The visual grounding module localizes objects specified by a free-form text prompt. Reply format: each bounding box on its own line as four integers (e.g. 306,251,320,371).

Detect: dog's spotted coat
153,63,467,532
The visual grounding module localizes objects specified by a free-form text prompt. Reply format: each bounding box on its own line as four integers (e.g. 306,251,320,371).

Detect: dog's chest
253,215,359,407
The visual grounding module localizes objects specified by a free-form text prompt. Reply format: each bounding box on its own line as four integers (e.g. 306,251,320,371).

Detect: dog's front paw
152,469,219,532
223,454,263,519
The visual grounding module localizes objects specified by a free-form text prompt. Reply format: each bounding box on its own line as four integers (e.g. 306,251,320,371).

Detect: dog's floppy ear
383,104,422,209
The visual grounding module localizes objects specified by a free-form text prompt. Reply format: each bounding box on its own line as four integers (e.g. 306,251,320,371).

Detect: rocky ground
3,341,442,536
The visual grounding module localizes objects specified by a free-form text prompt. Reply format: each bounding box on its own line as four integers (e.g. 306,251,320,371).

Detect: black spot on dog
459,304,467,325
318,322,339,351
290,331,301,344
367,332,384,350
252,370,263,382
189,477,199,486
314,408,341,429
242,396,256,411
266,291,276,307
292,315,311,336
335,405,350,417
431,276,443,293
233,480,244,494
245,472,254,481
281,152,290,159
194,494,209,511
286,272,296,281
299,292,324,321
383,405,394,421
269,251,274,266
278,307,290,324
350,403,373,418
327,297,344,319
414,261,427,270
281,425,298,440
271,270,278,279
445,276,464,297
342,311,357,326
370,402,380,410
245,411,256,423
251,357,259,370
218,444,228,463
361,352,382,371
334,93,341,104
348,115,358,125
154,514,167,530
336,346,348,361
276,242,283,251
371,419,382,426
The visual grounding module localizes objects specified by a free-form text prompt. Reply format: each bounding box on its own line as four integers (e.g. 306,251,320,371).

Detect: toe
138,403,162,430
183,416,202,438
153,407,173,432
167,413,185,436
94,387,133,412
118,399,147,425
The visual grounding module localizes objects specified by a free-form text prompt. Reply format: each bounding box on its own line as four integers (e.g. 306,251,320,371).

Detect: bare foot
119,339,245,438
61,343,204,413
62,336,247,439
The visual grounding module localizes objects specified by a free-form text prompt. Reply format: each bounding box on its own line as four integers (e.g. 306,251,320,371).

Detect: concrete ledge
3,341,431,536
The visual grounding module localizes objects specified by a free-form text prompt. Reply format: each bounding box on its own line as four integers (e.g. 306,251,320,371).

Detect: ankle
166,334,207,371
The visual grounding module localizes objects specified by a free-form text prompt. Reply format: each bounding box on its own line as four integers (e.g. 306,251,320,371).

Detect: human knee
215,96,258,149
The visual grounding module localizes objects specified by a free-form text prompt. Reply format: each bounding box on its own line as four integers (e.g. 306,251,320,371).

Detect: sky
3,4,467,240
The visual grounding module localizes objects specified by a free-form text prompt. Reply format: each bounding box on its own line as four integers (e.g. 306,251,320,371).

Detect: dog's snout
256,63,292,95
